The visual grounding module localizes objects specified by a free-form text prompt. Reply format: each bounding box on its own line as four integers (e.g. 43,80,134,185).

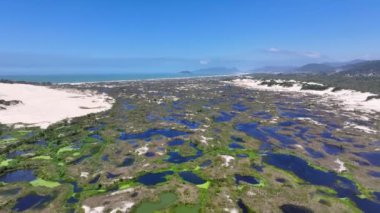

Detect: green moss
0,159,13,167
196,181,211,189
30,178,61,188
32,156,52,160
57,146,75,154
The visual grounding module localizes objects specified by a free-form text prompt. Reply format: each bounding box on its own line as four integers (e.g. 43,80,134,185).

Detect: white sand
82,206,105,213
220,155,235,167
227,78,380,113
110,201,134,213
334,158,347,173
135,145,149,155
344,122,377,134
0,83,114,129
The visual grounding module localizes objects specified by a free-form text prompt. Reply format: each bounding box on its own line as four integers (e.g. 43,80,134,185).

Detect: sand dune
0,83,114,128
227,78,380,114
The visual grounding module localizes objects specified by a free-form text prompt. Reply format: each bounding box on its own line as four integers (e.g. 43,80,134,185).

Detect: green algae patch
119,183,132,190
174,204,200,213
32,156,52,160
57,146,75,154
196,181,210,189
135,192,177,213
30,178,61,188
0,159,13,167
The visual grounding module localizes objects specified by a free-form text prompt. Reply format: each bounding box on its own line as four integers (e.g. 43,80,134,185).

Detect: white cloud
265,48,324,59
268,47,280,52
304,51,321,59
199,59,209,65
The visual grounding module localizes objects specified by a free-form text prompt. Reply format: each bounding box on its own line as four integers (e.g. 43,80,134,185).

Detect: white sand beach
0,83,114,129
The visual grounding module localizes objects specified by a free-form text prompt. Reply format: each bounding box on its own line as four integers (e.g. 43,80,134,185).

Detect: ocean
0,73,243,84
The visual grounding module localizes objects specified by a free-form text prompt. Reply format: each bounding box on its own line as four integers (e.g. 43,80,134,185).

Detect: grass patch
0,159,13,167
57,146,75,154
30,178,61,188
196,181,210,189
32,156,52,160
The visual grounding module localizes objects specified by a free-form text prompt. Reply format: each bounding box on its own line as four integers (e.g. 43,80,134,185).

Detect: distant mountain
192,67,240,75
249,59,380,76
324,59,367,68
295,63,335,73
251,66,296,73
337,60,380,77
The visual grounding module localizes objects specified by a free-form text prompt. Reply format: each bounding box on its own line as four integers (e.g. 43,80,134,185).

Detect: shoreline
1,73,249,85
60,73,249,85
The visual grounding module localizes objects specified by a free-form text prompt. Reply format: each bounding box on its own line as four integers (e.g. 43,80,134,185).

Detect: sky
1,0,380,74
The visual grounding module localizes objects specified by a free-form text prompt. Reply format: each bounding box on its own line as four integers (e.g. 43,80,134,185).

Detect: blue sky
1,0,380,74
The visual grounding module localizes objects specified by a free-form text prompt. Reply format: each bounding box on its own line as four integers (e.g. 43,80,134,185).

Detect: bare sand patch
0,83,114,128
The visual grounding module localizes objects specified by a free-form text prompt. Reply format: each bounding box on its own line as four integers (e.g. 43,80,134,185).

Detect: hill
338,60,380,77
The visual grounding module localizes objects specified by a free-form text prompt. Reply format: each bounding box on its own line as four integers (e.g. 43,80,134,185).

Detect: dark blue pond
233,103,249,112
145,152,155,157
237,199,249,213
275,177,287,183
251,164,264,172
67,196,79,204
368,170,380,178
12,194,52,212
323,143,344,155
278,120,299,127
237,153,249,158
120,157,135,167
374,192,380,202
231,136,245,143
70,154,93,165
119,129,190,140
214,111,236,122
167,138,185,146
0,170,36,183
279,204,313,213
106,172,120,179
71,181,82,193
162,116,200,129
137,171,174,186
7,150,28,158
0,187,21,196
89,174,100,184
179,171,206,185
166,143,203,164
102,154,109,161
252,111,272,120
235,122,272,152
229,143,245,149
260,127,297,147
123,101,136,111
321,131,353,143
355,152,380,167
34,140,48,147
305,147,325,158
265,153,380,212
200,160,212,168
235,174,259,185
127,140,139,148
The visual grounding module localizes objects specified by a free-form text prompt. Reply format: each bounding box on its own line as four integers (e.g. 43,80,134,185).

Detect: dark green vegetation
0,77,380,212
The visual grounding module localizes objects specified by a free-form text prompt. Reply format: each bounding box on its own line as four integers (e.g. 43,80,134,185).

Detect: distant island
179,70,192,74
